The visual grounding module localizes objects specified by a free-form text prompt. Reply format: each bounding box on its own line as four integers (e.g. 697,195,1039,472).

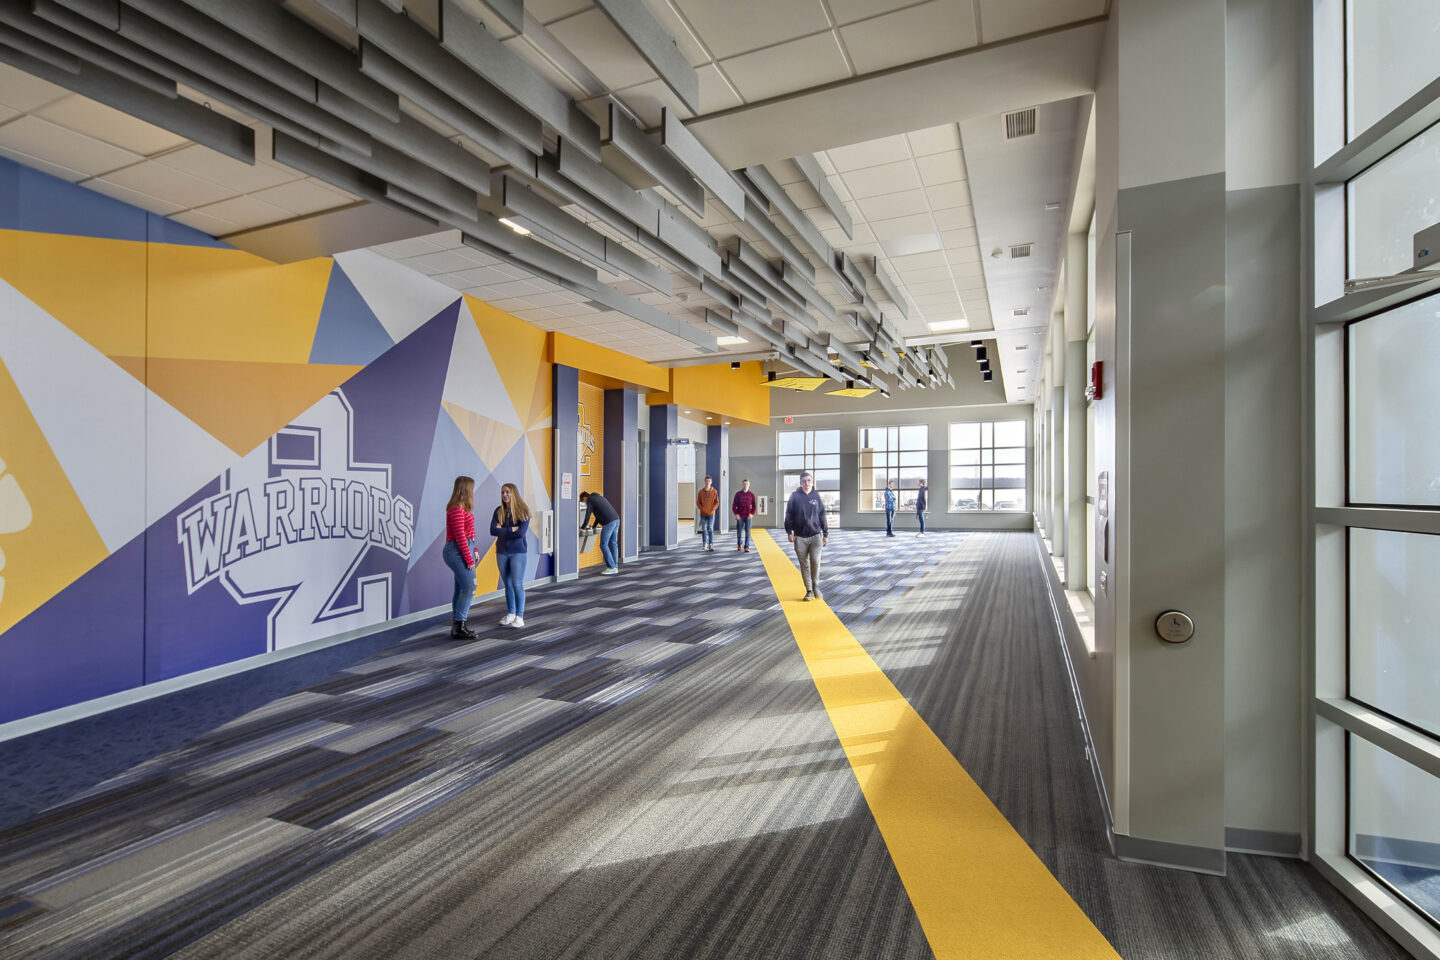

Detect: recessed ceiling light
498,217,531,236
1045,202,1061,211
928,319,969,331
717,335,748,345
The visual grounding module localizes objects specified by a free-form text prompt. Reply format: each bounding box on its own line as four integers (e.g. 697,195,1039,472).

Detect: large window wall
1312,2,1440,954
776,429,840,521
949,420,1027,511
858,425,927,510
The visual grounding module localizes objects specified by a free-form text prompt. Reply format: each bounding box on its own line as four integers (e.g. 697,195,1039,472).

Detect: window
949,420,1027,511
858,425,927,510
776,429,841,517
1347,122,1440,280
1347,1,1440,139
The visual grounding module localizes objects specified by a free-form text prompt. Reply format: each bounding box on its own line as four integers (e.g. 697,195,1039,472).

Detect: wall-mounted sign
1097,471,1109,518
561,472,573,499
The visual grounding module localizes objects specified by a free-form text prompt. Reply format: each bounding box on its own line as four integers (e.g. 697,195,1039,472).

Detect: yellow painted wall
577,381,606,568
649,361,770,426
549,332,669,392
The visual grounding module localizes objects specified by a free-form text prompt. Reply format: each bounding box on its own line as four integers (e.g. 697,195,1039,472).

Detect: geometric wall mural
0,158,553,724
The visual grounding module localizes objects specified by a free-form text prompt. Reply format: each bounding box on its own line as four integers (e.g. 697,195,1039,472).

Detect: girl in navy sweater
491,482,532,628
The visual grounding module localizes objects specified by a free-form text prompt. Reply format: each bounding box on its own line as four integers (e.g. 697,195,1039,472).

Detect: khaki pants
794,534,822,595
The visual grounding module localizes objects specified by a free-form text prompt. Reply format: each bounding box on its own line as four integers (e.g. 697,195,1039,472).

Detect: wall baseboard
1113,832,1228,875
1226,827,1303,858
1355,833,1440,871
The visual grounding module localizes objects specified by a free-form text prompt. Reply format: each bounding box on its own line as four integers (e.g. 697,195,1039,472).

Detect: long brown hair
447,476,474,512
500,482,532,523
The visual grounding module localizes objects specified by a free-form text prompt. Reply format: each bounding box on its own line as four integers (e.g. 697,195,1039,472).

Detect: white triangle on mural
333,248,463,345
525,443,551,512
145,391,241,527
443,300,523,431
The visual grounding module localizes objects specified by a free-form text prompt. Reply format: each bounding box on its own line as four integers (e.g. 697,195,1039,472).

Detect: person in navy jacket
491,482,531,628
783,472,829,601
883,479,897,537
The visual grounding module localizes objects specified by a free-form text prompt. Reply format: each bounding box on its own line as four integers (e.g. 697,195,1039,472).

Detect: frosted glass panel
1348,293,1440,506
1348,1,1440,137
1349,528,1440,737
1347,123,1440,280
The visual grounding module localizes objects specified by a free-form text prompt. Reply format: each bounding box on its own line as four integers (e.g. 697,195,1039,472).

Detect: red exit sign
784,417,793,423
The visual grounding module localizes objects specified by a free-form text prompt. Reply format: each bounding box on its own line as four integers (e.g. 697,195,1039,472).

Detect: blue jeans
916,508,926,533
497,551,526,616
700,513,715,546
735,515,752,548
885,507,895,535
598,519,620,568
443,539,477,622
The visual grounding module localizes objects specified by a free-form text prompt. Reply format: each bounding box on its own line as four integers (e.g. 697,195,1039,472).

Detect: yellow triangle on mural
136,357,362,456
443,401,526,472
466,294,550,427
0,357,109,637
0,229,147,359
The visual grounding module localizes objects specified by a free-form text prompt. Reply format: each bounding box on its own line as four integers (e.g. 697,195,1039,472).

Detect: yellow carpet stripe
752,530,1119,960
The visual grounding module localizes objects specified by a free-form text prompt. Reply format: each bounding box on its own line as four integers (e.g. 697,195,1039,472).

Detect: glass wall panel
1349,528,1440,737
1347,122,1440,279
949,420,1028,511
1348,1,1440,137
1349,735,1440,924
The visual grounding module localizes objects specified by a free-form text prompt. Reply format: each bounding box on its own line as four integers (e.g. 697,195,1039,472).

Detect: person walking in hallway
444,476,479,639
579,491,621,574
784,471,828,601
915,478,928,537
732,478,756,552
491,482,531,628
883,479,897,537
696,475,719,552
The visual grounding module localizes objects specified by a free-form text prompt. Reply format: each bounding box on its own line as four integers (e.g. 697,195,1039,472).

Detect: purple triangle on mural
336,299,462,513
308,261,394,366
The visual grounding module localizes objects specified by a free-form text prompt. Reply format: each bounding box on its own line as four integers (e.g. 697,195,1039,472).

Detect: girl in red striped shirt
444,476,479,639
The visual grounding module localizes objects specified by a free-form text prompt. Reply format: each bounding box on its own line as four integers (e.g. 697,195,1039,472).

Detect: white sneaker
601,567,619,575
508,616,524,628
500,613,515,626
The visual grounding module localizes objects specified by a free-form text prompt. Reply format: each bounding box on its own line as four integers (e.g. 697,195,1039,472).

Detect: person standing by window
915,478,928,537
883,479,897,537
696,475,720,552
579,491,621,574
444,476,478,640
732,478,756,552
491,482,532,629
784,471,829,602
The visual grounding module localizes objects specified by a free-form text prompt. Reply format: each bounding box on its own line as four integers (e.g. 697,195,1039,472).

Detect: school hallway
0,532,1404,959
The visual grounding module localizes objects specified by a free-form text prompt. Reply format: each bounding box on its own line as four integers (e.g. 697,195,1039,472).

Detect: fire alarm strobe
1156,610,1195,644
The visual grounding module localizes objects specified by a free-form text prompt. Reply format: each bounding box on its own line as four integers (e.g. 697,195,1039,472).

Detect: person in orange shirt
696,475,720,552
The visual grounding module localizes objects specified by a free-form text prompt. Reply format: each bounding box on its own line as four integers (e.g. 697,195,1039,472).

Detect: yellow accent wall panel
0,230,146,360
140,357,362,456
467,295,553,429
548,332,669,392
649,361,770,426
147,245,331,363
577,381,605,569
443,402,526,472
0,358,108,636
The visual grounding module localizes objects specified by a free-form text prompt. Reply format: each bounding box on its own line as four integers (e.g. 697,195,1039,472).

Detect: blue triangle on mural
308,261,395,365
409,407,492,572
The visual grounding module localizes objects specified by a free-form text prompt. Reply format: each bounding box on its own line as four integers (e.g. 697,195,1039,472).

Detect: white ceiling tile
0,115,143,177
190,194,293,230
0,63,70,112
867,211,936,242
933,206,977,231
248,178,355,216
916,151,967,186
674,0,831,59
34,96,190,157
855,188,930,221
433,273,473,291
903,279,960,296
719,32,850,103
550,9,659,90
409,250,483,274
976,0,1107,43
80,177,185,215
828,0,939,25
899,265,958,284
840,158,922,199
841,1,978,74
155,143,302,193
827,134,912,172
491,278,550,297
169,208,238,237
905,123,962,156
0,146,86,182
371,235,446,259
925,180,973,210
452,265,517,286
696,63,744,114
887,250,948,271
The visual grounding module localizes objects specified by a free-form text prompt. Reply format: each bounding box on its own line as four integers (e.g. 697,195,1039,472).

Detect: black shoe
451,619,477,640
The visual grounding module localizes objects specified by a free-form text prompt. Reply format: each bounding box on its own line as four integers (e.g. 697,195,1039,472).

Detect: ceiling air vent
1012,307,1029,317
1009,243,1033,259
1015,344,1029,350
1004,108,1037,139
